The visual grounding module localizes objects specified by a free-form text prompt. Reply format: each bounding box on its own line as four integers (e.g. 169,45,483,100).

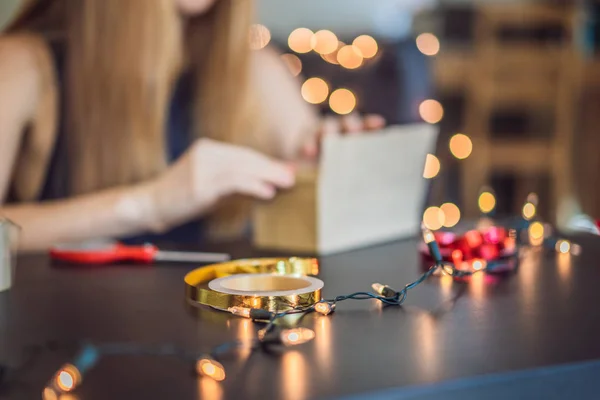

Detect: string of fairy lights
32,187,579,399
38,218,533,398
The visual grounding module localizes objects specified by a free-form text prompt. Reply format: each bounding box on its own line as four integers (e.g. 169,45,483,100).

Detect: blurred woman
0,0,384,251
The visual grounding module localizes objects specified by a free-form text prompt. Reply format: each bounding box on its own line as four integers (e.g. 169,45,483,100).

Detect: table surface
2,235,600,400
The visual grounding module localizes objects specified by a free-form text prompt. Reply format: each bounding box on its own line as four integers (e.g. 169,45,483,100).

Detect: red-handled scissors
50,240,231,265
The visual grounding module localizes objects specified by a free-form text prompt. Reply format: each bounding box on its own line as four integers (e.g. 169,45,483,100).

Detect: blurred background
2,0,598,232
252,0,599,232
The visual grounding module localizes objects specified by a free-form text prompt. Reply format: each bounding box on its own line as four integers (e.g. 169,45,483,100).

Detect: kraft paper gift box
252,124,438,255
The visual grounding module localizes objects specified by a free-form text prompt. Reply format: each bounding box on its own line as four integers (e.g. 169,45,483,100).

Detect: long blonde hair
9,0,262,236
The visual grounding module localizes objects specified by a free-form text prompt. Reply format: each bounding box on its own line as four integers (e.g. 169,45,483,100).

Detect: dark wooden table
2,235,600,400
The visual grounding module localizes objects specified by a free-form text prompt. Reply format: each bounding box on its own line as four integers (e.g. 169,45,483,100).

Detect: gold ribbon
184,258,321,313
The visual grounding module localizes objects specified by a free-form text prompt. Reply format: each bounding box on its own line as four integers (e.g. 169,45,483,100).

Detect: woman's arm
0,37,162,251
1,37,295,252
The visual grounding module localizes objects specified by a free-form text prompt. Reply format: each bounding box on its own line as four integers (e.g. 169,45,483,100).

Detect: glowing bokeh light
423,154,441,179
322,41,344,64
312,30,338,55
522,202,536,220
352,35,378,58
478,192,496,214
197,358,226,381
280,328,315,346
280,53,302,77
556,240,571,254
288,28,315,54
416,33,440,56
249,24,271,50
301,77,329,104
337,45,363,69
419,99,444,124
440,203,461,228
449,133,473,160
528,222,544,246
423,206,446,231
472,259,486,271
329,88,356,115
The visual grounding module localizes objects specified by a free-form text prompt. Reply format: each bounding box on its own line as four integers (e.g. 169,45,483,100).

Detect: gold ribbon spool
184,258,322,313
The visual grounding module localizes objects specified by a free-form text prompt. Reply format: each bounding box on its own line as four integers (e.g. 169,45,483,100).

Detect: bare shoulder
251,46,299,86
0,34,53,117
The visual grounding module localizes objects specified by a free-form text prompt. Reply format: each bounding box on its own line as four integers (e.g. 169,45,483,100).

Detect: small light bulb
371,283,397,297
423,228,436,244
372,283,385,294
522,202,536,220
472,259,486,271
280,328,315,346
197,358,226,381
442,265,455,276
54,365,80,392
556,240,571,254
315,302,334,315
528,222,544,245
228,307,251,318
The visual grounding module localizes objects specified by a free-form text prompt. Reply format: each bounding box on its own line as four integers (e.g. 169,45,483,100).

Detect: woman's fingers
231,177,276,200
340,113,363,134
363,114,386,130
234,147,296,189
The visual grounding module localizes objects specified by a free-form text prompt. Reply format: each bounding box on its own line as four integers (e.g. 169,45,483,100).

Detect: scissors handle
50,243,158,264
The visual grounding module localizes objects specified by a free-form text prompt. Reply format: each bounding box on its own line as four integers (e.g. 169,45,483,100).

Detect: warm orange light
478,192,496,214
315,302,334,315
329,88,356,115
249,24,271,50
280,328,315,346
280,53,302,77
472,259,486,271
322,41,344,64
528,222,544,246
197,358,226,381
440,203,460,228
419,99,444,124
449,133,473,160
337,45,363,69
423,206,445,231
423,154,441,179
312,30,338,55
55,365,80,392
522,202,536,220
416,33,440,56
301,77,329,104
556,240,571,254
288,28,315,54
352,35,378,58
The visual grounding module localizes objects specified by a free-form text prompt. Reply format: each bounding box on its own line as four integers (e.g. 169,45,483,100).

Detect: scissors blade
154,250,230,263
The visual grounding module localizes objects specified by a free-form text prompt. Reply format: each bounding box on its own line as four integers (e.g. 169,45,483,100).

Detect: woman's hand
145,138,295,232
301,113,386,158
